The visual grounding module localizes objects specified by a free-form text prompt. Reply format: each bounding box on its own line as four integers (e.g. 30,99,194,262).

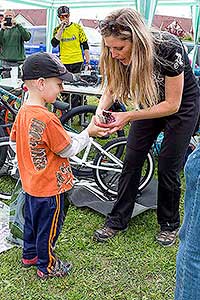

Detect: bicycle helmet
57,6,70,17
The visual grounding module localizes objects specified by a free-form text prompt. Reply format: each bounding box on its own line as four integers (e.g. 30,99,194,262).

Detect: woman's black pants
105,99,200,231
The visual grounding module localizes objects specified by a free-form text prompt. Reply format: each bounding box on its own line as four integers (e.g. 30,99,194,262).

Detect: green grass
0,171,186,300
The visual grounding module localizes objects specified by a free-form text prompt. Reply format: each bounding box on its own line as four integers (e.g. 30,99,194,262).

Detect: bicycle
0,67,28,134
0,133,155,200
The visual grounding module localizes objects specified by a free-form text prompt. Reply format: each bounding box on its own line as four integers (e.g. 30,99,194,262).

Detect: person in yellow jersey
51,6,90,73
51,6,90,107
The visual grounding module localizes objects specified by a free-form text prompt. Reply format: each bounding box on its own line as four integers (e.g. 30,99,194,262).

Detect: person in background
0,9,31,78
51,5,90,107
174,143,200,299
10,52,110,279
175,35,199,291
93,8,200,246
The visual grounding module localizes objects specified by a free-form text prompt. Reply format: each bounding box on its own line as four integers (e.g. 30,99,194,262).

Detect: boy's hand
87,117,111,137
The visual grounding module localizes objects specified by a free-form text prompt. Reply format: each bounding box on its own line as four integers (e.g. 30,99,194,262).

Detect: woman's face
104,36,132,65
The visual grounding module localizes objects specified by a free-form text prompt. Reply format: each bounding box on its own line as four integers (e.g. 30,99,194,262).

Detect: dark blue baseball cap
22,52,74,82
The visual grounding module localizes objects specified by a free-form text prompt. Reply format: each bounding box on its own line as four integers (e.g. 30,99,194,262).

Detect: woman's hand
94,111,130,133
103,111,130,133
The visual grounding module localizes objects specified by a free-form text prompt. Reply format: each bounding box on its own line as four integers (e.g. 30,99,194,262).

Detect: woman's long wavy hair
99,8,159,109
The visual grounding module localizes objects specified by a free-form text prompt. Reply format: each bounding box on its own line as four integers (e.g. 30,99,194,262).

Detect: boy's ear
37,77,46,90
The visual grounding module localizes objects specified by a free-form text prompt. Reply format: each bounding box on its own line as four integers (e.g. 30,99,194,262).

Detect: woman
93,8,200,246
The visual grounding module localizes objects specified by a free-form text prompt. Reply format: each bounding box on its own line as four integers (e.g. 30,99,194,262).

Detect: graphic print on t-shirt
174,52,184,70
29,118,47,171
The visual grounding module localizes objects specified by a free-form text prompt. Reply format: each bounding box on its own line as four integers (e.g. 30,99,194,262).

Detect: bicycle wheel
93,137,155,197
0,128,16,200
0,94,19,135
60,105,125,177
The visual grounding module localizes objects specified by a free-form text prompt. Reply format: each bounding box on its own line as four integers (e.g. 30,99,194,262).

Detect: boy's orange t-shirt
10,104,74,197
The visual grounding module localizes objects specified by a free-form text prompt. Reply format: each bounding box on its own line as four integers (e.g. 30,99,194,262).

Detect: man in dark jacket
0,9,31,78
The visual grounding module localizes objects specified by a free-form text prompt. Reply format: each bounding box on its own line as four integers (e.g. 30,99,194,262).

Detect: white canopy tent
1,0,200,68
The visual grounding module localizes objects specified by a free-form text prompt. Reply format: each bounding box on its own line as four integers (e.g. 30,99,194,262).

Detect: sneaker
93,226,127,242
156,229,178,247
22,256,38,268
37,259,72,279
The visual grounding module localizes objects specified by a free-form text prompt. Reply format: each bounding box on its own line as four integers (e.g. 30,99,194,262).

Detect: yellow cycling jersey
53,23,88,64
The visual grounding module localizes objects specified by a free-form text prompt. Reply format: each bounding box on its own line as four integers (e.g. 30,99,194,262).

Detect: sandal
156,229,178,247
93,226,120,242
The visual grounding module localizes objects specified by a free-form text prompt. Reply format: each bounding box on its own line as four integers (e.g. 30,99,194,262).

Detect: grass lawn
0,171,185,300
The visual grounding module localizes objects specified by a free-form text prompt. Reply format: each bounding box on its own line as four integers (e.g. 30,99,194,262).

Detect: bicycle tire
60,104,125,137
60,105,125,177
0,176,15,200
0,130,16,200
93,137,155,197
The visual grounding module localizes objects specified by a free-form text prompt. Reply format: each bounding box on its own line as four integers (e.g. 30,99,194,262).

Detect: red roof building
10,9,193,39
14,9,46,26
153,14,193,37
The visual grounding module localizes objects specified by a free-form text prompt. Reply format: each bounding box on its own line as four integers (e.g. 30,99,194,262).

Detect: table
0,78,23,89
63,83,103,108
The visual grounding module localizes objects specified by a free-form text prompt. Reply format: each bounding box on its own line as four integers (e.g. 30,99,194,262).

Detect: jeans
175,143,200,300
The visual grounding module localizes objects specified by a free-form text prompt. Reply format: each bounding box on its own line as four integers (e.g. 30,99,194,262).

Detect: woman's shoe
93,226,127,242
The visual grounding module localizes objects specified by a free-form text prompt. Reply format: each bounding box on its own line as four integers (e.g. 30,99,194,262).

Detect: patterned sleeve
157,32,185,77
52,25,60,37
77,24,88,43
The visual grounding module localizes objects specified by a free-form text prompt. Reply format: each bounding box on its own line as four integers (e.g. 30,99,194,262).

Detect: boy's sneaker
22,256,38,268
37,259,72,279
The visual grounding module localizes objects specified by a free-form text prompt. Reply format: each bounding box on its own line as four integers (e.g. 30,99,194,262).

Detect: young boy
10,52,110,279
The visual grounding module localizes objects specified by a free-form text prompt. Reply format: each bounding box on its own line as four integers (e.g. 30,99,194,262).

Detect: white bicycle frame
69,136,124,172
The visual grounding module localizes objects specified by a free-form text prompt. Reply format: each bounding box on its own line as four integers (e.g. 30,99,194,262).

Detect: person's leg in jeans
175,144,200,300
